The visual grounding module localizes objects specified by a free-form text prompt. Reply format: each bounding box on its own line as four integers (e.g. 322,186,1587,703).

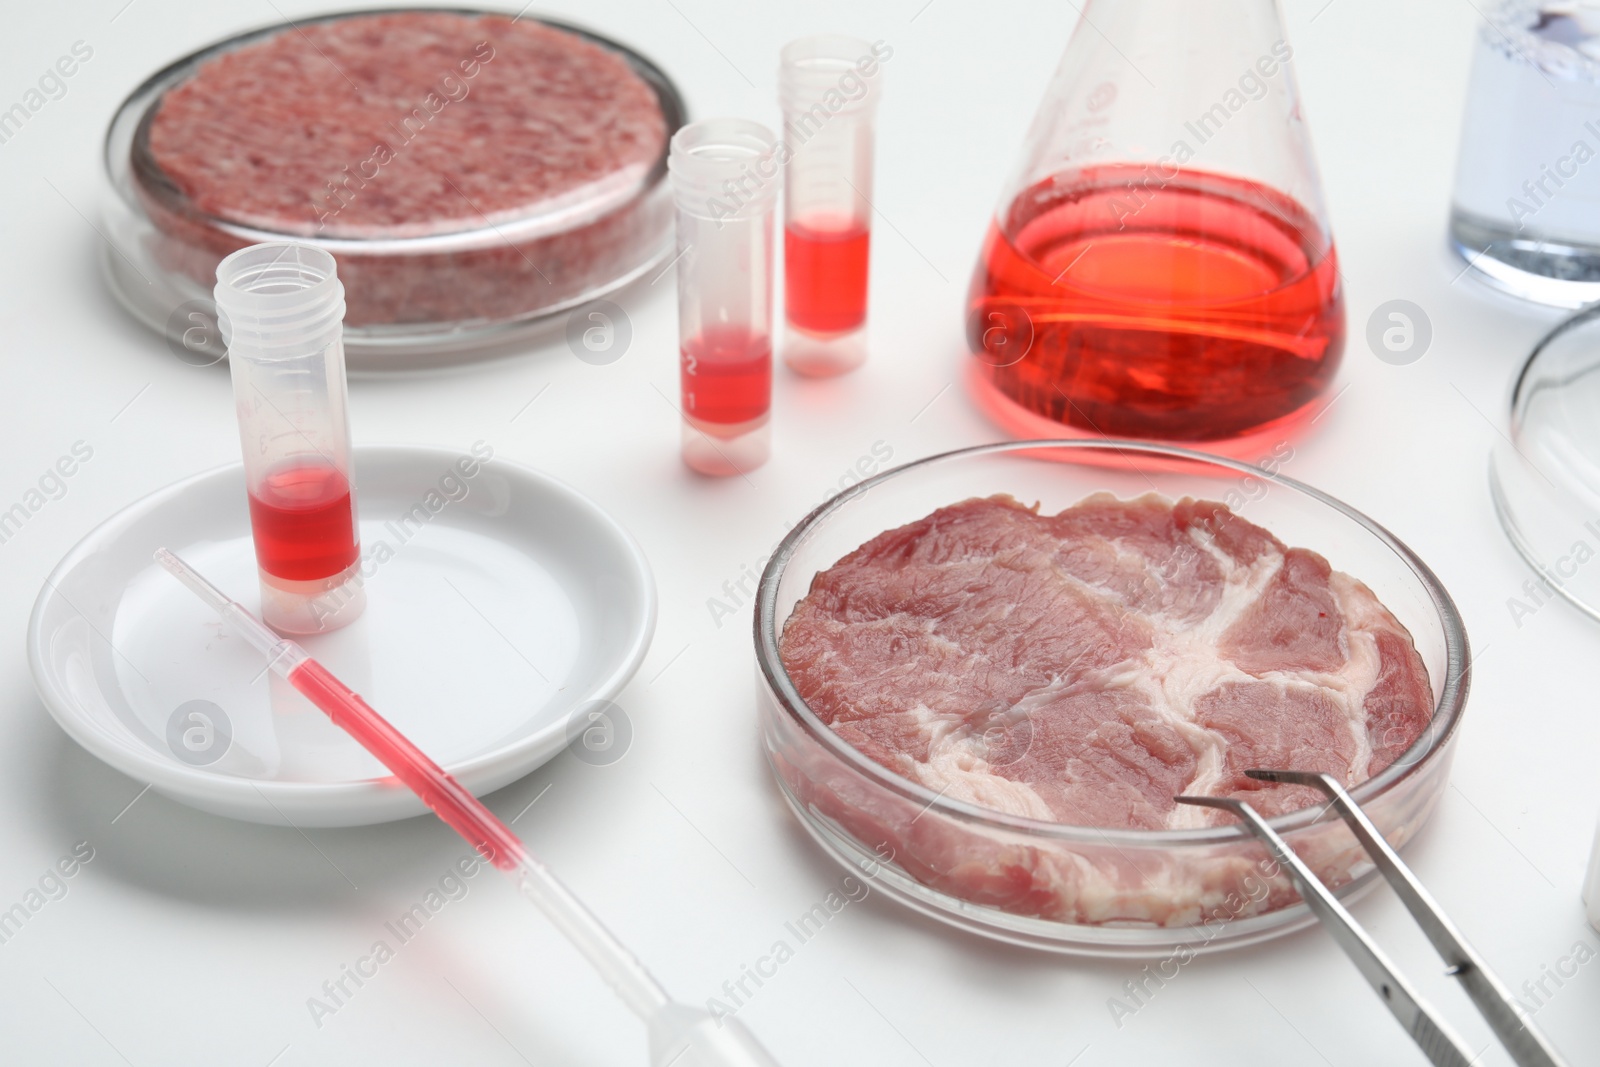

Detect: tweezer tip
1173,794,1236,809
1243,768,1311,784
1245,769,1343,795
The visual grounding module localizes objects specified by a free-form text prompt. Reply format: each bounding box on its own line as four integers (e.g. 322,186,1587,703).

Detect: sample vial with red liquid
668,118,779,476
779,35,884,377
966,0,1345,452
215,242,364,634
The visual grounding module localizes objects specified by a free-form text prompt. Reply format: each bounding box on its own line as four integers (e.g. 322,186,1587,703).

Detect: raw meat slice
1219,547,1345,675
988,688,1199,830
1194,681,1356,816
1045,494,1225,624
776,493,1439,927
1359,614,1437,775
780,493,1433,832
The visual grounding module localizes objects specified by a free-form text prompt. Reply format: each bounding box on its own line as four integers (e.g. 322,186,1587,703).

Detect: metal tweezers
1176,770,1570,1067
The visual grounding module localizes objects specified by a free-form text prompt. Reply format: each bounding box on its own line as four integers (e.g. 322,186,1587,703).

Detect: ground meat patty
147,13,665,237
779,494,1434,832
134,12,673,327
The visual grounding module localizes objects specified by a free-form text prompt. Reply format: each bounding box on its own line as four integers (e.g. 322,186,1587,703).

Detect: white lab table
0,0,1593,1062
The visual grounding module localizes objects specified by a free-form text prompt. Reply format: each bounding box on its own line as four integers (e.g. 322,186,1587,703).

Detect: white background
1,0,1596,1063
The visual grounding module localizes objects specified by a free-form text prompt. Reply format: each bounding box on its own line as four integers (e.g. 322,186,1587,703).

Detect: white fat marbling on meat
906,703,1058,821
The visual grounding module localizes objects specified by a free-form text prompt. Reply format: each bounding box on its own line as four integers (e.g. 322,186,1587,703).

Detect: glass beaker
966,0,1344,451
1450,1,1600,307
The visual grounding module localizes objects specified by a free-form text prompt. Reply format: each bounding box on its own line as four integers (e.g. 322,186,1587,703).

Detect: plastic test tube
214,242,365,635
778,35,883,378
668,118,779,476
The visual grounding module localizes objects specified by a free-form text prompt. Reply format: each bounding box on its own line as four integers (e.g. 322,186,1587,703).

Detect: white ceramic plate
28,444,655,827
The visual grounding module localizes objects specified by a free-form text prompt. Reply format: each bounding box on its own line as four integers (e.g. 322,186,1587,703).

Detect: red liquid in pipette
288,659,524,870
968,166,1344,442
785,218,870,333
247,459,359,581
681,326,772,425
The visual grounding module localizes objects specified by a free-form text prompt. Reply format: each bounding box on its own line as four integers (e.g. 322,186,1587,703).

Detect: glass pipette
154,547,781,1067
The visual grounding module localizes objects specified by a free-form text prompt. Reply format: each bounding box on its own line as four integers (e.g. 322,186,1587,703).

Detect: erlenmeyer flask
966,0,1344,451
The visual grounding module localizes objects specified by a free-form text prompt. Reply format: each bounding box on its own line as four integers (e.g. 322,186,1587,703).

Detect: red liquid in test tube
680,326,773,426
668,118,779,476
779,35,883,377
784,217,870,334
247,459,359,582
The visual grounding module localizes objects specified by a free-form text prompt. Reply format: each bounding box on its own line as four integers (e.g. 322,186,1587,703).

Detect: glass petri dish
756,440,1469,957
1492,304,1600,620
101,8,685,370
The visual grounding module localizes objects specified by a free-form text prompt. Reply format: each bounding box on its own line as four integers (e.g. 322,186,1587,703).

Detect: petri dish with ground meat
101,8,684,368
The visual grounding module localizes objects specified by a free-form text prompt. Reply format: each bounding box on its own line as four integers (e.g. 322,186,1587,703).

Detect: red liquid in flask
681,326,772,426
785,217,870,334
247,459,359,581
967,167,1344,442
